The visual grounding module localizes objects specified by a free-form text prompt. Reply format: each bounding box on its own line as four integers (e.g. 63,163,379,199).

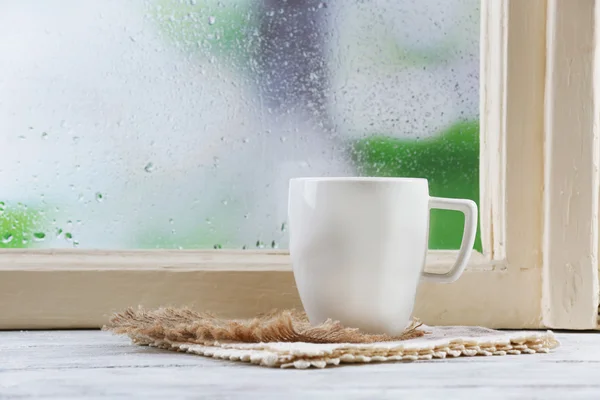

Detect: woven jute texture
106,307,559,369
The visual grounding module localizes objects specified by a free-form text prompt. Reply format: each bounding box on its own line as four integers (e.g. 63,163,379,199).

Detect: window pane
0,0,480,250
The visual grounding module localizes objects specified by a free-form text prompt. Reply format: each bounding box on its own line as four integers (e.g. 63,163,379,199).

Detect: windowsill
0,248,538,330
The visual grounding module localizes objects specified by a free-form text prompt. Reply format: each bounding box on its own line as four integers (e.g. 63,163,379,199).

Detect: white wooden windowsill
0,249,494,272
1,249,510,330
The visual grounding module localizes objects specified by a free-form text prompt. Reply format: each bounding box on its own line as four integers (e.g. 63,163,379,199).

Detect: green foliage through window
352,120,482,251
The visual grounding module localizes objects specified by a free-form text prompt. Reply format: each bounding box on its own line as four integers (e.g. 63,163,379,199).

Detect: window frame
0,0,597,330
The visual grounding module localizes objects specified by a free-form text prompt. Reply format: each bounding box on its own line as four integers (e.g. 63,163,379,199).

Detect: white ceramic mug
288,177,477,335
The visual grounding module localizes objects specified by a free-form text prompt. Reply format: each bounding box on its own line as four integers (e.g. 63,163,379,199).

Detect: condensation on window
0,0,480,250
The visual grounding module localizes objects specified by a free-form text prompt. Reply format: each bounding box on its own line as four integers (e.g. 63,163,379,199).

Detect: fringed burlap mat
105,307,559,369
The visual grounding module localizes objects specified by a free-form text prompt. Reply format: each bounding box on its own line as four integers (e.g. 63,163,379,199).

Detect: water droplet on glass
242,138,250,144
2,233,13,244
41,132,48,139
169,218,174,224
281,223,286,232
95,192,104,202
189,0,196,4
56,228,63,237
271,240,277,248
208,16,216,25
256,240,264,248
18,135,26,140
222,199,228,206
213,244,222,249
73,240,80,247
65,232,73,241
244,214,249,219
280,136,287,143
144,162,155,173
33,232,46,241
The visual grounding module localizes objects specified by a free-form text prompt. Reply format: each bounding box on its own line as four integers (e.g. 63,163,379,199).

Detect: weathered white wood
597,0,600,314
0,249,494,272
0,250,544,330
542,0,599,329
1,331,599,399
479,0,546,266
415,268,541,328
502,0,546,271
0,249,292,271
479,0,506,260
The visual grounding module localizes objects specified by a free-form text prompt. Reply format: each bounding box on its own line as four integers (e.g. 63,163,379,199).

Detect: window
1,0,479,251
0,0,598,330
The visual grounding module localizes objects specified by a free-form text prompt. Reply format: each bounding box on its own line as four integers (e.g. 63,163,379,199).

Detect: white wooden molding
480,0,546,268
479,0,506,260
502,0,546,272
597,0,600,325
0,250,537,330
542,0,599,329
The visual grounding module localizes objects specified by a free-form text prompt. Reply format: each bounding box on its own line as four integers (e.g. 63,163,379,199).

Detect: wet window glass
0,0,480,250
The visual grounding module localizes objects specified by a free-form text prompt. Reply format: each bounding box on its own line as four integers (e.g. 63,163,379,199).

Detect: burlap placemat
105,307,559,369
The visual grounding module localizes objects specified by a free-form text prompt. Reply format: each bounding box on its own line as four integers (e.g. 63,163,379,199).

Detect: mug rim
290,177,427,183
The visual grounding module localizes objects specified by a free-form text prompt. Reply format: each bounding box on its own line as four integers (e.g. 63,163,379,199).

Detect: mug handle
421,197,478,283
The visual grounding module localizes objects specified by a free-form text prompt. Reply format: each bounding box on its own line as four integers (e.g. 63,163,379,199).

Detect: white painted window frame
0,0,597,330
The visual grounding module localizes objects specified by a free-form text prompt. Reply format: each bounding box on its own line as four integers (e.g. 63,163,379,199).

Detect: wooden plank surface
1,331,600,399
